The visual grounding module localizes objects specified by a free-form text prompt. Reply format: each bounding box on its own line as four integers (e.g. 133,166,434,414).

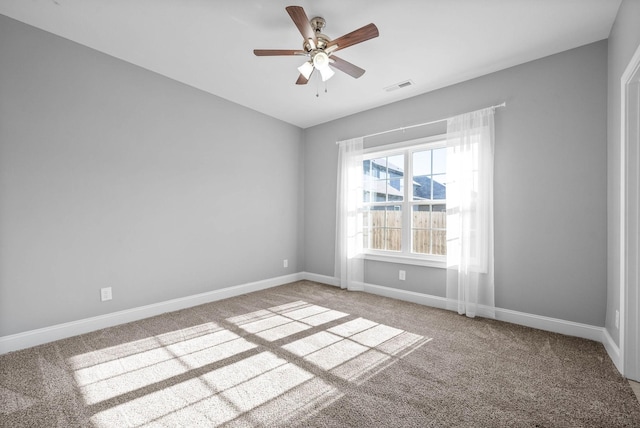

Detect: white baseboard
363,282,604,340
301,272,341,287
306,276,606,341
492,307,604,342
310,278,621,371
0,273,303,355
1,272,621,377
602,327,623,373
378,283,626,373
364,283,449,310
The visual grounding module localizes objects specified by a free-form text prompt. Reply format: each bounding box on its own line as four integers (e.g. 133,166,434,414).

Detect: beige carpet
1,280,639,427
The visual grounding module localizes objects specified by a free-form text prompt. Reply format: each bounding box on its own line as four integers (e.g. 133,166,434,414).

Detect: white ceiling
0,0,621,128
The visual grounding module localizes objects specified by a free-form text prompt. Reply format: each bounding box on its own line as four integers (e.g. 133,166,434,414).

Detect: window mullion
403,149,411,255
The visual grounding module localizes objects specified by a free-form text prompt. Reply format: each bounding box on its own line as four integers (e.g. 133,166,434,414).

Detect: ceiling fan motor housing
303,16,330,52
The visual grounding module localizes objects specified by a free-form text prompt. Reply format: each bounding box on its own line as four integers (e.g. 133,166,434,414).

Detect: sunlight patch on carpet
89,351,338,427
228,301,349,340
72,329,257,405
68,300,429,426
283,315,431,382
68,322,225,369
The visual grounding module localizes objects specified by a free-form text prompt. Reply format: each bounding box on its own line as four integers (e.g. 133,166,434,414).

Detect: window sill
363,252,446,269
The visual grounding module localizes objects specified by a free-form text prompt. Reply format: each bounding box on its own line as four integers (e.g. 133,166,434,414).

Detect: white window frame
362,134,446,269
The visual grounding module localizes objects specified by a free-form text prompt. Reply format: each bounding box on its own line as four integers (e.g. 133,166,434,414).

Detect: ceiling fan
254,6,379,85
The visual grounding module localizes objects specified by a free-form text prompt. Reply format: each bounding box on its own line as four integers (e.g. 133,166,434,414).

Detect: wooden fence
363,210,446,255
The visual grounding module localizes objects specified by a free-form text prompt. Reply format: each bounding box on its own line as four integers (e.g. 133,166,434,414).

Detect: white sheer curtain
334,137,365,291
446,107,495,318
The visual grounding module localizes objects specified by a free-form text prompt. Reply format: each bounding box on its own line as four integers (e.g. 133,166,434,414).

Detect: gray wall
606,0,640,346
0,16,303,337
304,41,608,327
0,12,613,338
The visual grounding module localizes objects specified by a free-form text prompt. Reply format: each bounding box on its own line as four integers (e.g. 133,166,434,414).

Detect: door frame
620,42,640,381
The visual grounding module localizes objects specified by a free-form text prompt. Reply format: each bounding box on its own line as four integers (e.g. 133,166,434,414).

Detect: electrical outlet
399,270,406,281
101,287,112,302
615,310,620,329
283,259,288,268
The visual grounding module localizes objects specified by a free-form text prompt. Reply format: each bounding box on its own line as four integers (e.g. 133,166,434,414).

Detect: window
362,136,446,266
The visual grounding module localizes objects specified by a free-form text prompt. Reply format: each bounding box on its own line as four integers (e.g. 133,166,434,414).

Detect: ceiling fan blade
296,73,310,85
330,56,366,79
327,23,379,52
286,6,316,43
254,49,306,56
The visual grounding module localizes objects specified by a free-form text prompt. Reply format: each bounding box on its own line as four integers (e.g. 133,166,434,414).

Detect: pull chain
313,74,329,98
315,79,328,98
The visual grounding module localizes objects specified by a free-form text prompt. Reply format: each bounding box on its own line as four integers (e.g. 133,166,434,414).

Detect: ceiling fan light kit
254,6,379,86
312,52,335,81
297,61,314,80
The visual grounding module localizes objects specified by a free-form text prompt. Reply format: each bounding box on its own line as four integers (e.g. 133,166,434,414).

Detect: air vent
384,80,414,92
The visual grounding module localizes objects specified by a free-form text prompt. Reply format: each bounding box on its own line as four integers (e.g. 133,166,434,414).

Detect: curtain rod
341,102,506,142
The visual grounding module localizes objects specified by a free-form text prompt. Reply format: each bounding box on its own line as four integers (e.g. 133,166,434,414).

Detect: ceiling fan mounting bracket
310,17,325,33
